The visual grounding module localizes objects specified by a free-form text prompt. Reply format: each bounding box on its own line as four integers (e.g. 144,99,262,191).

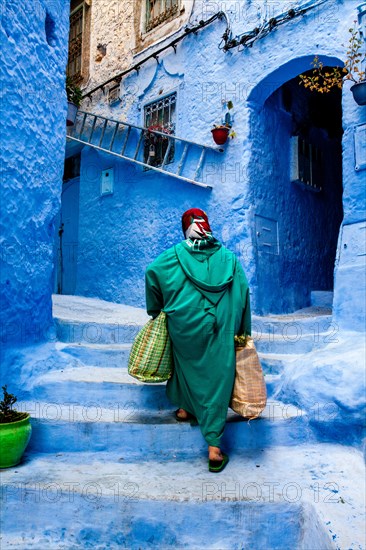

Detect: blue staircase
1,295,363,549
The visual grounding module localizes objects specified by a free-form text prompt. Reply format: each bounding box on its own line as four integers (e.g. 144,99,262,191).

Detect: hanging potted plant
299,24,366,105
345,25,366,105
66,76,82,126
211,123,231,145
211,100,237,145
0,386,32,469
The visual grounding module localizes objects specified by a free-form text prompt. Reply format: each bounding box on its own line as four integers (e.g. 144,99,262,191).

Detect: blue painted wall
0,0,70,345
66,0,365,328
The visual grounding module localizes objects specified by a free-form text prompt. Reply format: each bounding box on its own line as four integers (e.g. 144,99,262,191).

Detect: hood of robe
175,240,236,306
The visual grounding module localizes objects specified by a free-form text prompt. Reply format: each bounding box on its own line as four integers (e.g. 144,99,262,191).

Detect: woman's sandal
208,452,229,473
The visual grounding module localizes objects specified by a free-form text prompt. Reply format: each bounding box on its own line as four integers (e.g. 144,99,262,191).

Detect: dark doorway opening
249,69,343,314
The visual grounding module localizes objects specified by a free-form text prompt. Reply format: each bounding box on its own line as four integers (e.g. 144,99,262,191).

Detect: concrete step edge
17,400,304,424
31,367,282,387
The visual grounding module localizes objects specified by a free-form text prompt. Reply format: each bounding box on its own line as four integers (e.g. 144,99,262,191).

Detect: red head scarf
181,208,212,239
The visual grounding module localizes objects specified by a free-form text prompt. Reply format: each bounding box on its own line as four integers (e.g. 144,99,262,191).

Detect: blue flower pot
350,81,366,106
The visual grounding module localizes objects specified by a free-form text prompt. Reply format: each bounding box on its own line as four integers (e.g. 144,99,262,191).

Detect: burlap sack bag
230,337,267,418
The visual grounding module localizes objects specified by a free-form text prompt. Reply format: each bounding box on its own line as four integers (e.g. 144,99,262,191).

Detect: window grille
144,93,176,167
67,5,84,81
291,136,323,192
108,85,120,105
146,0,179,32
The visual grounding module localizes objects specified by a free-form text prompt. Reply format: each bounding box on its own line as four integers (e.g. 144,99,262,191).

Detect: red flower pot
211,127,230,145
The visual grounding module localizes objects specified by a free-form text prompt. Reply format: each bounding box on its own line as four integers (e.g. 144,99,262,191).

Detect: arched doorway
247,56,344,315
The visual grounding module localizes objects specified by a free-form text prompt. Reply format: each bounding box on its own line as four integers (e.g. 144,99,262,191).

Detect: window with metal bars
67,3,84,81
291,136,323,192
146,0,179,32
144,93,176,167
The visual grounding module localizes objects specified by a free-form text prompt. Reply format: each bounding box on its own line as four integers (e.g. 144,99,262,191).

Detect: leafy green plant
344,25,366,84
0,386,24,423
299,24,365,93
66,76,83,107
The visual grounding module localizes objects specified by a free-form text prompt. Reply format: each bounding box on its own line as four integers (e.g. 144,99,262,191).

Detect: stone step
57,342,297,377
56,341,133,369
26,366,282,408
53,294,149,345
53,296,335,352
252,310,333,337
57,339,310,378
57,333,326,366
27,367,171,409
55,318,142,344
17,400,312,456
253,331,337,354
1,445,364,550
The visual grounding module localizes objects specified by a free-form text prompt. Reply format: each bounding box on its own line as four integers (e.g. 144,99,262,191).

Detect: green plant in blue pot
0,386,32,468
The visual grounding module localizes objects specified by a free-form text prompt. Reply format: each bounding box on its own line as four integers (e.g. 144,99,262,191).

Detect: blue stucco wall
0,0,70,344
69,0,365,327
332,78,366,332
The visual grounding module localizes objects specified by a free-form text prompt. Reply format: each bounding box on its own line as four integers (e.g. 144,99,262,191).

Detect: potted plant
211,100,236,145
0,386,32,468
345,25,366,105
299,24,366,105
66,76,83,126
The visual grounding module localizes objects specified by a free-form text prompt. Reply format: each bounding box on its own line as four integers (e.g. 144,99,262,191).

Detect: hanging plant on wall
344,24,366,105
299,24,366,105
211,100,237,145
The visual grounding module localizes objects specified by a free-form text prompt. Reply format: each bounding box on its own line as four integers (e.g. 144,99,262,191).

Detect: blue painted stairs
2,295,358,549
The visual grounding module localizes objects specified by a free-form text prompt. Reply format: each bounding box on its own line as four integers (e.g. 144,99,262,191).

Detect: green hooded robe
145,238,251,447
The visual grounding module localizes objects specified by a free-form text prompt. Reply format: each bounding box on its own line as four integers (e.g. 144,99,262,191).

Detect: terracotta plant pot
67,101,78,126
0,413,32,468
211,127,230,145
350,81,366,106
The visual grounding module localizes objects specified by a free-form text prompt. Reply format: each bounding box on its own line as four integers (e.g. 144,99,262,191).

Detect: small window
67,4,84,81
144,93,176,167
108,84,120,105
67,0,91,84
146,0,179,32
290,136,323,192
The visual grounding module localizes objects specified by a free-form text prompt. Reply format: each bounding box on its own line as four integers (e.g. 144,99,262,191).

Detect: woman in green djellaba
145,208,251,472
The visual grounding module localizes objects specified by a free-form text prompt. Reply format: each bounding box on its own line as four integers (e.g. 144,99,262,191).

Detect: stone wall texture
0,0,70,344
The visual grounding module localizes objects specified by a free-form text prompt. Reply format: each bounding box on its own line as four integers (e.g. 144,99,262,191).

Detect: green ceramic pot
0,413,32,468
